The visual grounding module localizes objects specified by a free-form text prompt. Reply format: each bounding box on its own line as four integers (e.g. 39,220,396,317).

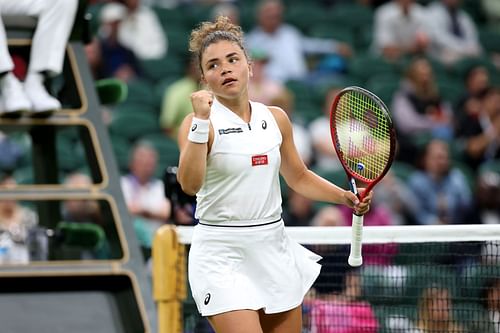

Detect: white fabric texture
194,98,283,225
188,221,322,316
0,0,78,74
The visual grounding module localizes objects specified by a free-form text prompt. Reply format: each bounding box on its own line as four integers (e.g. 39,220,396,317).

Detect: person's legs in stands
0,0,78,116
0,14,30,117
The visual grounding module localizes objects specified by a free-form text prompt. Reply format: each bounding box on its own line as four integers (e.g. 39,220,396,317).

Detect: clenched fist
191,90,213,120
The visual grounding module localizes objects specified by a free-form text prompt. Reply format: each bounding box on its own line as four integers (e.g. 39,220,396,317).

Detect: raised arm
177,90,214,196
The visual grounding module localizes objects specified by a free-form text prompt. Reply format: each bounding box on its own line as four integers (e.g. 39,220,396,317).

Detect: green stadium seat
13,165,33,185
327,3,374,30
390,161,416,182
52,221,108,260
113,101,158,117
309,23,355,45
450,56,498,81
152,6,188,31
139,133,180,177
365,78,399,106
125,79,156,106
95,78,128,106
285,80,323,124
57,134,85,173
453,161,476,193
109,111,161,142
436,77,465,107
373,304,417,332
312,167,348,188
154,76,179,109
140,54,185,83
285,3,326,33
166,28,191,57
453,302,495,333
404,265,460,304
348,54,398,84
479,159,500,175
394,243,452,266
109,135,130,173
460,264,500,299
360,265,409,305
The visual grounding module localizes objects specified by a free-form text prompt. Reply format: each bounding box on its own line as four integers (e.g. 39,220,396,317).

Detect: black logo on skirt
204,293,211,305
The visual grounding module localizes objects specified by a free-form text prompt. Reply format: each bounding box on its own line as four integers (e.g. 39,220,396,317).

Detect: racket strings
335,91,392,182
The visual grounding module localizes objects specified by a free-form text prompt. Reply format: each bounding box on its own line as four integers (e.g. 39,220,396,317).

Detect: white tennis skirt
188,220,322,316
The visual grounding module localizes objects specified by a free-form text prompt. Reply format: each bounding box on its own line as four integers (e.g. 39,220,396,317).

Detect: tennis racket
330,86,397,267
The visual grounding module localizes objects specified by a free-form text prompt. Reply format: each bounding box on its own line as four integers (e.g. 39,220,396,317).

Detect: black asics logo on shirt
191,124,198,131
262,120,267,129
204,293,211,305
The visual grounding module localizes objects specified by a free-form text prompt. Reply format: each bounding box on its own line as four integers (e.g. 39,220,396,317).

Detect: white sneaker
24,73,61,117
0,73,31,118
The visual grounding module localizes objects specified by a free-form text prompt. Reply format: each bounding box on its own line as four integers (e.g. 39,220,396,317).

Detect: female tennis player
177,16,373,333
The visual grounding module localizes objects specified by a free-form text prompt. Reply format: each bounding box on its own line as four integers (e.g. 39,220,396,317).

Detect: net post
152,225,186,333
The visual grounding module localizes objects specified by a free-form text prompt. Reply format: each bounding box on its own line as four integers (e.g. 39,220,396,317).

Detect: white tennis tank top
195,98,283,225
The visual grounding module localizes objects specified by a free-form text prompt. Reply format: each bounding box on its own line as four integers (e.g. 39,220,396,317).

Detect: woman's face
201,40,251,99
411,59,433,86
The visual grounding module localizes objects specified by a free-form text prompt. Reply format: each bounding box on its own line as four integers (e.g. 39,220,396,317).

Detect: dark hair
189,16,248,73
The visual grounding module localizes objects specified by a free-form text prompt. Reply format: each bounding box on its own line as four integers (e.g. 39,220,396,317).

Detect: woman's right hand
190,90,213,120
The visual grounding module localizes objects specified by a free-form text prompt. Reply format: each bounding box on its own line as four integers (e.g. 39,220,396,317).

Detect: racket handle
348,214,364,267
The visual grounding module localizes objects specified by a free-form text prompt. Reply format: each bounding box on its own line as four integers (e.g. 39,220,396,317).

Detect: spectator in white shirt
372,0,430,62
102,0,167,60
426,0,482,66
121,141,171,251
245,0,352,83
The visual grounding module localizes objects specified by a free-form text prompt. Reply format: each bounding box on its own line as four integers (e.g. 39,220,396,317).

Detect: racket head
330,86,397,198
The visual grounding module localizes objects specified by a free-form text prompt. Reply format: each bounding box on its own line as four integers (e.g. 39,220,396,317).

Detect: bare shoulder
267,106,291,131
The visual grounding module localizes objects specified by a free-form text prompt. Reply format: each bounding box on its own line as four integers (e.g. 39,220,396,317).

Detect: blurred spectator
482,241,500,266
245,0,352,83
121,141,171,252
455,87,500,171
309,265,379,333
455,64,490,119
466,170,500,225
309,87,343,171
391,57,454,164
84,37,104,80
425,0,482,66
372,0,430,62
94,3,142,82
311,202,398,266
483,278,500,333
481,0,500,34
0,131,24,171
0,0,78,117
408,139,472,225
283,187,316,227
159,57,199,140
270,88,313,166
338,204,398,266
372,170,419,225
248,48,286,106
211,2,240,25
62,172,103,225
102,0,167,60
311,205,346,228
163,166,196,226
416,285,465,332
0,175,38,264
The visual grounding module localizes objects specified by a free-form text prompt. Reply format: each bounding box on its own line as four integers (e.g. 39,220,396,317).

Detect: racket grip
348,214,364,267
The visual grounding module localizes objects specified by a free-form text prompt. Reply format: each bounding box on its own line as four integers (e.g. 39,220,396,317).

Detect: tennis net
160,224,500,333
